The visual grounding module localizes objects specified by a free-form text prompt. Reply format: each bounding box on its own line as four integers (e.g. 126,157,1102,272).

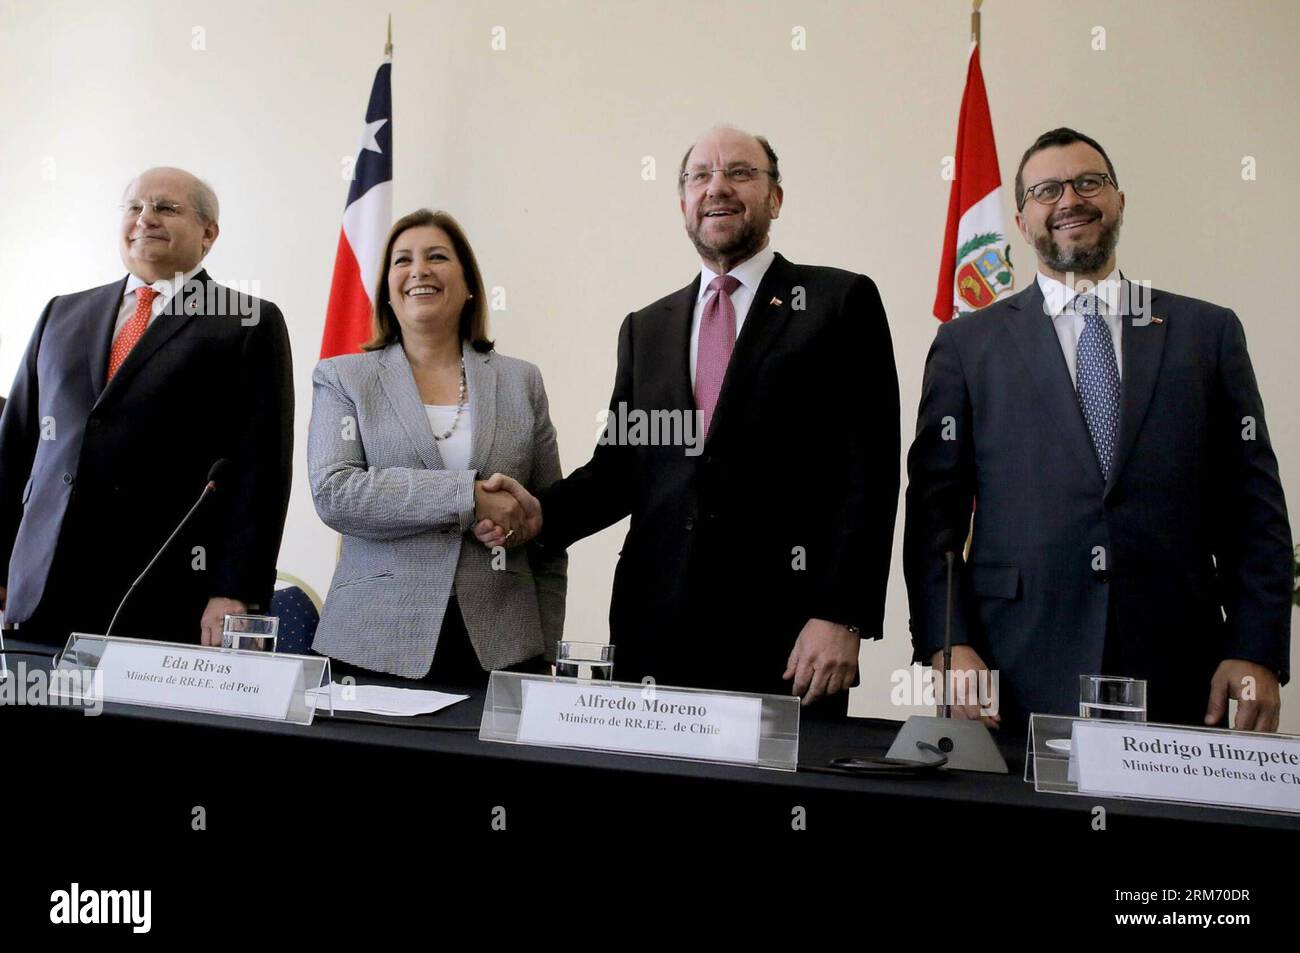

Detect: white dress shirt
425,405,473,471
1036,267,1124,386
689,243,777,383
114,265,204,341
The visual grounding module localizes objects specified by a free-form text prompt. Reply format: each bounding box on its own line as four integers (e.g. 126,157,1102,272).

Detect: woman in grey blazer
308,209,566,686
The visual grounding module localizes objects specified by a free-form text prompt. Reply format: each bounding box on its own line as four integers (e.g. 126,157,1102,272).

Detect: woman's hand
474,479,527,541
472,474,542,548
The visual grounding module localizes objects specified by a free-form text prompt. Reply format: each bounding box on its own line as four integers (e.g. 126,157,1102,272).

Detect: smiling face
679,127,783,273
119,168,218,282
385,224,471,340
1015,141,1124,283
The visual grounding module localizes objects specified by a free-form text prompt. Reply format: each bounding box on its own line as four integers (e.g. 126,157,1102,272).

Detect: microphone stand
105,478,218,638
943,551,954,719
883,550,1009,773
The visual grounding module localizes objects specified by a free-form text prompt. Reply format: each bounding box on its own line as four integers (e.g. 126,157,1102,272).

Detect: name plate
1072,720,1300,814
94,639,301,721
517,680,763,764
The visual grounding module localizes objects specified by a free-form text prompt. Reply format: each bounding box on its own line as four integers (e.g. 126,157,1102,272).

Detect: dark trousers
615,578,853,721
1100,593,1223,728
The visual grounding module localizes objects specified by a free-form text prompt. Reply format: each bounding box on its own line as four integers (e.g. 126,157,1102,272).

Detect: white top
689,243,777,383
115,265,203,340
425,404,473,471
1037,267,1124,386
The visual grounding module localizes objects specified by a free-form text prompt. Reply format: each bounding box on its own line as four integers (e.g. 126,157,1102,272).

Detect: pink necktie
695,274,739,438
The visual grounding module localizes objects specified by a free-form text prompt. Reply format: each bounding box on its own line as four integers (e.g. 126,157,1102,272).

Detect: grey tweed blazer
307,340,567,677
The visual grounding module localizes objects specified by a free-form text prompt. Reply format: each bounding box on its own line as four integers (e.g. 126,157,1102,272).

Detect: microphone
932,525,968,556
104,458,230,638
204,458,230,489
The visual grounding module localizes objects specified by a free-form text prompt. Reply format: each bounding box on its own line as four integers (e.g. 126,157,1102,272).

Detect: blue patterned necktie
1074,293,1121,479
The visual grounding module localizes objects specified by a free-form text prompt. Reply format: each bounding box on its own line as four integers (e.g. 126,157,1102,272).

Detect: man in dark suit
904,128,1291,732
478,126,899,712
0,166,293,647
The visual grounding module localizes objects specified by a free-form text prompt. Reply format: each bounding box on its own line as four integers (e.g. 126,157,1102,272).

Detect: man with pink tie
479,126,899,714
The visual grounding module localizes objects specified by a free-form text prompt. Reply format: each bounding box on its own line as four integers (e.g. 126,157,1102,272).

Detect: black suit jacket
904,279,1292,727
539,252,899,694
0,271,294,643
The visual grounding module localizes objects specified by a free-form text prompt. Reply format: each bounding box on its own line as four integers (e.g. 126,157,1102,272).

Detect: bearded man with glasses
476,125,900,716
904,127,1291,733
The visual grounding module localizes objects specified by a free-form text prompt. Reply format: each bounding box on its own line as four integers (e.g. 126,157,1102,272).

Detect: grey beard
688,218,767,269
1036,217,1121,274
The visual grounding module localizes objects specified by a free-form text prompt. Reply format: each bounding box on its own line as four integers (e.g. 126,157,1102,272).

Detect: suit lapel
1003,280,1104,485
1106,281,1167,495
87,275,130,400
378,342,445,471
705,252,796,445
464,343,496,474
93,270,208,408
662,277,699,413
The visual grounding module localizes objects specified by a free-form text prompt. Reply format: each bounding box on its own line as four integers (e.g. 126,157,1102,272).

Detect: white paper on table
307,682,468,717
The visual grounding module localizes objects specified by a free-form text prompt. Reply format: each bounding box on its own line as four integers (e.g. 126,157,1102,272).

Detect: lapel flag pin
770,297,782,306
1151,315,1164,324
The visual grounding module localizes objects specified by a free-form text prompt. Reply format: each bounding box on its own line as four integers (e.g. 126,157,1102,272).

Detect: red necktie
108,286,158,381
695,274,740,438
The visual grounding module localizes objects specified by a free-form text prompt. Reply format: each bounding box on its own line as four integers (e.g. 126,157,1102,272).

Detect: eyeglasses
119,200,187,218
680,165,774,188
1019,173,1115,210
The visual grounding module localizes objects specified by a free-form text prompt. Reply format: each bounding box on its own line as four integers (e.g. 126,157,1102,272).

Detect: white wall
2,0,1298,729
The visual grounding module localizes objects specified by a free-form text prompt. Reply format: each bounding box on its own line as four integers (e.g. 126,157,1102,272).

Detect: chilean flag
932,42,1014,322
321,57,393,358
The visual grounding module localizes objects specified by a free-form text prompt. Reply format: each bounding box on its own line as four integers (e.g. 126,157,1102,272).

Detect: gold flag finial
972,0,983,44
385,14,393,57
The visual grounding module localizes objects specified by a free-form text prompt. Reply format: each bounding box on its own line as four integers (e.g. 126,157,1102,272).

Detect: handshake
471,473,542,548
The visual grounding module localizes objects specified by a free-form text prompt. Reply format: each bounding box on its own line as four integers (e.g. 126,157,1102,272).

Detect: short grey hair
123,167,220,225
190,177,219,225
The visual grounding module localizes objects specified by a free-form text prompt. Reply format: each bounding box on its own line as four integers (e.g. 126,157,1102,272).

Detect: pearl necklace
431,358,467,440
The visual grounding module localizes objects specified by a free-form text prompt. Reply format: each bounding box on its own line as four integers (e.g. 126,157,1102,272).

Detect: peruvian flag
321,57,393,358
932,42,1014,322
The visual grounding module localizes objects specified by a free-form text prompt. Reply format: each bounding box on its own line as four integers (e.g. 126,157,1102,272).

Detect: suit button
62,473,74,485
684,518,694,531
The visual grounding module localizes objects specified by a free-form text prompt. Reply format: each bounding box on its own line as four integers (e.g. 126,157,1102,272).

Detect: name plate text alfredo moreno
517,680,763,763
96,640,301,720
1073,720,1300,814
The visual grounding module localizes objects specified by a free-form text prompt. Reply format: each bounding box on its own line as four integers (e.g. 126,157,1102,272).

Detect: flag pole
385,13,393,56
967,0,984,560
